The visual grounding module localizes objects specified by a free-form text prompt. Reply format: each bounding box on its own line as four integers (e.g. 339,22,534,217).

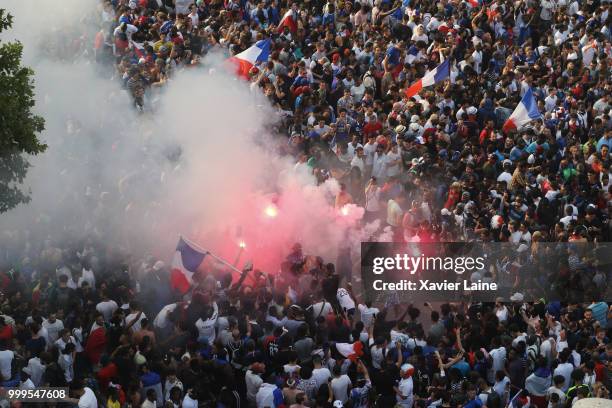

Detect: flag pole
206,250,245,275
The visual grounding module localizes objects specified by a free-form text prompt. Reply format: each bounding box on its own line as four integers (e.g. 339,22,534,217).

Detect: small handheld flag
229,39,272,79
405,59,451,98
277,9,297,34
502,88,542,133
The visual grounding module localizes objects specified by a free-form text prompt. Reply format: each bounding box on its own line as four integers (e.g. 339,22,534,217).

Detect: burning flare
264,204,278,218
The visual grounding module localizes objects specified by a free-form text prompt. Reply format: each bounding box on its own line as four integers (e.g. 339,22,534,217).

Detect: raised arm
395,341,403,368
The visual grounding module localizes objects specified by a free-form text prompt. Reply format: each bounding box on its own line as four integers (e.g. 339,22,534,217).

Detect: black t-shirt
393,24,412,42
329,324,351,343
25,336,46,358
373,365,399,395
44,362,67,387
321,275,339,302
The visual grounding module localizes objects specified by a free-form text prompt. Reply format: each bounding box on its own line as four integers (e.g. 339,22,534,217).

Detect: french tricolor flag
502,88,542,133
405,59,450,98
277,9,298,34
335,342,364,362
229,39,271,79
170,237,207,294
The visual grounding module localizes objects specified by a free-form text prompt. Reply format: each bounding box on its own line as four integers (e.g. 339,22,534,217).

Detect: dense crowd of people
1,0,612,406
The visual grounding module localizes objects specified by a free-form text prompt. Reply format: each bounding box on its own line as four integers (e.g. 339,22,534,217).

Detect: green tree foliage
0,9,46,213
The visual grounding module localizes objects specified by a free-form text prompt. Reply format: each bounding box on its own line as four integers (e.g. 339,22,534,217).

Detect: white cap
467,106,478,115
510,292,524,302
410,123,420,132
333,401,344,408
528,154,535,164
411,114,420,123
400,363,415,374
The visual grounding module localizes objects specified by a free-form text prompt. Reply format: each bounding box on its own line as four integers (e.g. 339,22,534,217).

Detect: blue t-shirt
452,360,470,377
464,397,484,408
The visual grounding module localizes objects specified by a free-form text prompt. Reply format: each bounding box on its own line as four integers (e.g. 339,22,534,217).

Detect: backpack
526,340,540,371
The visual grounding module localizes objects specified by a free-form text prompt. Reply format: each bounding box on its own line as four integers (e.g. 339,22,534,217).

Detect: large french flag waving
405,59,450,98
229,39,272,79
170,237,207,294
502,88,542,133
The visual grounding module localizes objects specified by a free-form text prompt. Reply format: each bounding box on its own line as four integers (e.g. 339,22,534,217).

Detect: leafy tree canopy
0,9,46,213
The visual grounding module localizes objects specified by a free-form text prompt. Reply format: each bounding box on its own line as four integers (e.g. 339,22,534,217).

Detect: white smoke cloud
0,0,376,277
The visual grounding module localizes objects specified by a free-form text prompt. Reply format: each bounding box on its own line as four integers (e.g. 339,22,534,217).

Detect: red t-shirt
0,325,13,343
363,121,382,140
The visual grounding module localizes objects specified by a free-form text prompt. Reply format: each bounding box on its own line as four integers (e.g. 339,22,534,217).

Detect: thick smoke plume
0,0,381,276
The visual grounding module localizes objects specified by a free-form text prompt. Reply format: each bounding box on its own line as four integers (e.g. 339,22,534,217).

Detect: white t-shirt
512,333,527,348
540,339,553,364
78,268,96,289
195,302,218,344
312,367,332,389
497,172,513,185
370,344,385,369
387,200,403,227
493,376,510,397
546,386,566,407
154,303,178,329
246,370,263,403
489,347,507,383
553,362,574,392
471,50,483,74
311,302,333,318
372,152,387,180
397,377,414,408
358,305,379,328
0,350,14,380
55,336,77,352
125,312,146,332
331,374,352,403
182,393,198,408
20,378,36,389
365,187,382,212
284,363,301,377
386,151,402,177
96,300,118,321
43,319,64,343
509,231,522,244
26,357,45,386
59,353,74,383
363,142,378,166
337,288,355,311
78,387,98,408
495,306,509,322
113,24,138,41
